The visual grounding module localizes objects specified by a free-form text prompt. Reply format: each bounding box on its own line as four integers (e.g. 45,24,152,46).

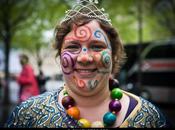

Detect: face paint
61,20,112,92
77,46,93,64
102,50,112,68
61,51,75,75
94,30,111,49
88,80,99,90
91,49,112,74
82,46,87,53
73,76,86,88
64,24,92,42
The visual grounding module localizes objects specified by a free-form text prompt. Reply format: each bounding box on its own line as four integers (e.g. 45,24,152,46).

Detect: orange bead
67,106,80,120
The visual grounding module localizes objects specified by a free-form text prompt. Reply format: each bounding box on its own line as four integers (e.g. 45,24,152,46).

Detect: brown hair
19,54,29,65
53,15,126,75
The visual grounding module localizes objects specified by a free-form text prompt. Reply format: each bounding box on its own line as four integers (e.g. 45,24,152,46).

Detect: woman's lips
75,68,97,78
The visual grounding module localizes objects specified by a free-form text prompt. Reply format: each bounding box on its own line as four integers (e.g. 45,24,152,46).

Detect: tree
149,0,175,37
0,0,39,104
101,0,174,43
0,0,70,124
11,0,70,73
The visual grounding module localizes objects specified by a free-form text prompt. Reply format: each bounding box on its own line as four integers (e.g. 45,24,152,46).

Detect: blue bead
103,112,116,126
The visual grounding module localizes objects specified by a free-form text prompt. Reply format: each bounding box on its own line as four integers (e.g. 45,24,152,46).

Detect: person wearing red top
17,54,39,102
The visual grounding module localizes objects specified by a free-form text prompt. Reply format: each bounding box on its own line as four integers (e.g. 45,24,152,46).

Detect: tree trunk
3,34,10,105
2,27,11,126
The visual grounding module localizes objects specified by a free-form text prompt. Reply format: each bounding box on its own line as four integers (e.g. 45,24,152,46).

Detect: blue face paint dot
83,48,87,52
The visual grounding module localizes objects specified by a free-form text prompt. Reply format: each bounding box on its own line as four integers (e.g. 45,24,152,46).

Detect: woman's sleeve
5,98,35,128
5,105,24,128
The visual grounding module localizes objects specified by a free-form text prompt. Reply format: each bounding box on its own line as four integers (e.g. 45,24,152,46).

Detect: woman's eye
65,45,80,52
64,45,80,53
66,45,79,49
91,45,105,52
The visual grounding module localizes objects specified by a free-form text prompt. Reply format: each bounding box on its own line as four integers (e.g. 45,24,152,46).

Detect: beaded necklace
61,79,123,128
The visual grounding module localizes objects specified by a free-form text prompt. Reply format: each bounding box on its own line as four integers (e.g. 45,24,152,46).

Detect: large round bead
62,96,75,109
109,78,119,91
78,118,91,128
91,121,104,128
111,88,123,100
103,112,116,126
109,99,121,113
67,106,80,120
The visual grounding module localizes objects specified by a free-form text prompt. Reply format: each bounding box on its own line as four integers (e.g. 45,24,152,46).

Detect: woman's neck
65,83,110,108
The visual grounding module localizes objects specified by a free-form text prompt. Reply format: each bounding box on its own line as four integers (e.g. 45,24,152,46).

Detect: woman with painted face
6,0,170,128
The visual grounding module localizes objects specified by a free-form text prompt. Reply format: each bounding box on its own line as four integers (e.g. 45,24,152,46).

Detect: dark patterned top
120,91,169,128
124,97,167,128
6,88,79,128
6,88,169,128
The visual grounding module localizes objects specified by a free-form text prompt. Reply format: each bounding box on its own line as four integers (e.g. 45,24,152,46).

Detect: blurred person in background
36,70,50,94
15,54,39,103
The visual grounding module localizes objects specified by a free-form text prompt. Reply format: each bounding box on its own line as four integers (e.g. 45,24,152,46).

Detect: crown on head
60,0,112,25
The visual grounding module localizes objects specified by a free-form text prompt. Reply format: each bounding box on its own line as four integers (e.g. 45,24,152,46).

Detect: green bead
63,90,68,96
103,112,116,126
111,88,123,100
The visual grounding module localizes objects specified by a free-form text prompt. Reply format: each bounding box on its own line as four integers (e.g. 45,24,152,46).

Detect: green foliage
101,0,174,44
11,0,68,51
1,0,174,49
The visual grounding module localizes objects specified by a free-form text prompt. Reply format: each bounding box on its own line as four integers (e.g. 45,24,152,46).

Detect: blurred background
0,0,175,127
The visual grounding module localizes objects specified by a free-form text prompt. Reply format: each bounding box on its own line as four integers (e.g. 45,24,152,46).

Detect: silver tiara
60,0,112,25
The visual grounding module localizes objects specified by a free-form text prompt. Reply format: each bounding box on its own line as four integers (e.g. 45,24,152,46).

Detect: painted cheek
92,53,103,68
60,51,77,75
94,53,101,62
93,51,112,69
101,50,112,68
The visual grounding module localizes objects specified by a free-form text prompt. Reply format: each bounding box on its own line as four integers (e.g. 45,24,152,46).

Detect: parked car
119,39,175,104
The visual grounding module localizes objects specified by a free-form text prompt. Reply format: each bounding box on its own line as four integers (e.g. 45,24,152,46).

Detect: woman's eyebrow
64,40,80,45
89,40,106,45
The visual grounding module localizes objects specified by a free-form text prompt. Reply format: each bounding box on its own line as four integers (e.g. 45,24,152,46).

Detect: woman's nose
77,53,93,65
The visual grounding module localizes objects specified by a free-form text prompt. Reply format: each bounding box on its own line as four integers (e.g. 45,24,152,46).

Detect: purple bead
62,96,75,109
109,78,119,91
109,99,121,113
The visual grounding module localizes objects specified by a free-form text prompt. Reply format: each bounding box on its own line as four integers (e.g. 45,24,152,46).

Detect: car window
145,44,175,59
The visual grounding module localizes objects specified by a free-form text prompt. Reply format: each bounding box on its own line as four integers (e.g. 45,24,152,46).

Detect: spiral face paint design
61,20,112,92
88,80,99,90
73,76,86,88
94,30,111,49
102,51,111,68
61,52,75,75
65,25,92,43
94,50,112,74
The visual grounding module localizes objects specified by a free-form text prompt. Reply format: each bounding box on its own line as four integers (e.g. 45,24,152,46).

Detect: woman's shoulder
19,87,63,108
5,87,68,128
120,90,168,128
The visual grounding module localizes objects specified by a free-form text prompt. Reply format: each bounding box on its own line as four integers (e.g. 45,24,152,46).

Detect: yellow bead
91,121,104,128
78,118,91,128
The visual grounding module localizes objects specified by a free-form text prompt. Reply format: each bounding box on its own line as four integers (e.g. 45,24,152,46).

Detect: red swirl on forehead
74,25,92,42
64,25,92,42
